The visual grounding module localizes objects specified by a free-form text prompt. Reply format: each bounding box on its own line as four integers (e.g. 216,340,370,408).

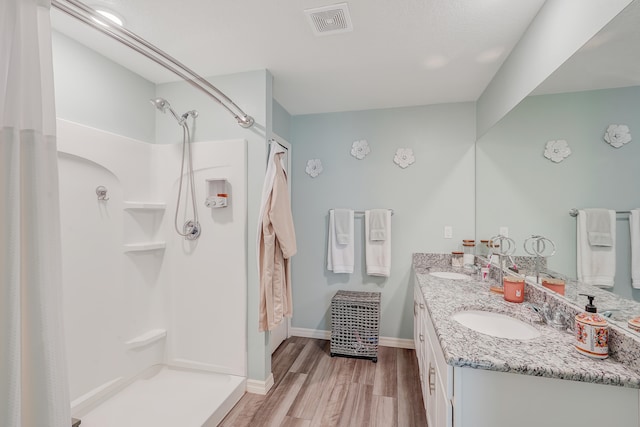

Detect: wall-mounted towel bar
569,208,631,217
329,209,394,216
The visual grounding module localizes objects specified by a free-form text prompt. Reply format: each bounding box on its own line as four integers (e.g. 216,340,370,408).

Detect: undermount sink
451,310,541,340
429,271,471,280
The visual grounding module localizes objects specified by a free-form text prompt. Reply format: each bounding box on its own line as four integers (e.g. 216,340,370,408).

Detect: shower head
150,97,187,124
150,97,170,113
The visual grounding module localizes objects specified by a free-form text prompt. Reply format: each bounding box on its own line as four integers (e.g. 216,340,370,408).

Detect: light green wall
290,103,476,339
51,31,156,143
477,86,640,301
272,100,291,141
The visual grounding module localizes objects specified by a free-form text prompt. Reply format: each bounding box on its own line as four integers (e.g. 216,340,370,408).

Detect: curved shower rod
51,0,255,128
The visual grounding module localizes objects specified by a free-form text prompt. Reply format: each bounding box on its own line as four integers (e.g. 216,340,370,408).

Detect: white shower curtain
0,1,71,426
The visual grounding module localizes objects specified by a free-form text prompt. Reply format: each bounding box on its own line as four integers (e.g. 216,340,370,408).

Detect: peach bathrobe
258,152,297,332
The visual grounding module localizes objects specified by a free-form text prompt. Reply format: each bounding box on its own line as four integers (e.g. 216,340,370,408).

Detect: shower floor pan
78,366,245,427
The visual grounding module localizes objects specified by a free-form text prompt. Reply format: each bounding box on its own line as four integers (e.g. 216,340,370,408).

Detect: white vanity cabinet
414,286,453,427
413,283,640,427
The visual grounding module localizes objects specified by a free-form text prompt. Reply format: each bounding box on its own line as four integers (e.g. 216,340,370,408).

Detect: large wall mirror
476,0,640,332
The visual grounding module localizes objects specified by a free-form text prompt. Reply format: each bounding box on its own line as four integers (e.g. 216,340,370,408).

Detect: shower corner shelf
125,328,167,349
123,201,166,210
123,242,166,253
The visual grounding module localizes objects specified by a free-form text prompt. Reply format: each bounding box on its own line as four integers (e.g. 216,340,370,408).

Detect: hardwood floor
219,337,426,427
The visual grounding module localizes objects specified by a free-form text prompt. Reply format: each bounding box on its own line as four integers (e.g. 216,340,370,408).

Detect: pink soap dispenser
575,294,608,359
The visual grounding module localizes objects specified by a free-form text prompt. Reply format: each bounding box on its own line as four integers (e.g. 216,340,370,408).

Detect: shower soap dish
206,179,229,208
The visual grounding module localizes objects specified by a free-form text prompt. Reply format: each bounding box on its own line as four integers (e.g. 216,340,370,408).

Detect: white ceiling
51,0,550,116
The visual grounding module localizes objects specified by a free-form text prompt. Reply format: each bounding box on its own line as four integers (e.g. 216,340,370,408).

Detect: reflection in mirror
476,0,640,333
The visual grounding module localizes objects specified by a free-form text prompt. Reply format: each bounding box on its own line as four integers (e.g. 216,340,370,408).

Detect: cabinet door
414,285,428,412
415,283,453,427
423,297,453,427
433,364,453,427
424,340,438,427
413,286,423,367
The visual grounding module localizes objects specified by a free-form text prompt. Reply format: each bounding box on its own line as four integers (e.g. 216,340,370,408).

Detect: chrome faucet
488,234,515,288
601,309,620,319
523,235,556,283
525,302,570,331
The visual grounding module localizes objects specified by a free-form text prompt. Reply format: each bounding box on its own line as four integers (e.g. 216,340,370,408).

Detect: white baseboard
289,327,331,340
246,373,274,395
379,337,415,349
289,327,414,350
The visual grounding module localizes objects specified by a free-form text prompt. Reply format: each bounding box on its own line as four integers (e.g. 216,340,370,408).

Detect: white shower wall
57,119,247,415
155,140,247,376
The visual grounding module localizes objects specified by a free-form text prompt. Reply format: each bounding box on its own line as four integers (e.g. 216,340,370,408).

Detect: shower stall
57,118,248,426
44,2,265,424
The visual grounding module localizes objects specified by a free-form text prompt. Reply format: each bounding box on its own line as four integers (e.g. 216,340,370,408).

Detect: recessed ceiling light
422,55,449,70
475,47,505,64
92,8,124,27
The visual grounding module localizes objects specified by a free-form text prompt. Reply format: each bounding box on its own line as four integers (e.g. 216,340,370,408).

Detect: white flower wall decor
350,139,371,160
305,159,323,178
394,148,415,169
543,140,571,163
604,124,632,148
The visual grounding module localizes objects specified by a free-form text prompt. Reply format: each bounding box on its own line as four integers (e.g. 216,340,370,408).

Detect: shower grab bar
51,0,254,128
569,208,631,217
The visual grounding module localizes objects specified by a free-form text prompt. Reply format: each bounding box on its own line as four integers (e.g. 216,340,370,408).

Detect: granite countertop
414,265,640,389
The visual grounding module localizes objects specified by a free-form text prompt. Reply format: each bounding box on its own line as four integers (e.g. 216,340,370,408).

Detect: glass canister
478,239,490,257
462,240,475,268
451,251,464,268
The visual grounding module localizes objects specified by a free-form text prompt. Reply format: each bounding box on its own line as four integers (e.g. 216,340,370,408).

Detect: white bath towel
630,209,640,288
577,209,616,288
334,209,353,245
365,209,392,277
327,209,355,273
369,209,388,241
586,208,614,247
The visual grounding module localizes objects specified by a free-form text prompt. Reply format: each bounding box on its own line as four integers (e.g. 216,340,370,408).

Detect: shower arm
51,0,255,128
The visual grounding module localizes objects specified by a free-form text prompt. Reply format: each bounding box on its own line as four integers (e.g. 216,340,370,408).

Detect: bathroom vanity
413,255,640,427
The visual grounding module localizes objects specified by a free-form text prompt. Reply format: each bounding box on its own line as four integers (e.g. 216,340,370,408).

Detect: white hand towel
365,209,391,277
630,209,640,288
334,209,353,245
369,209,387,241
586,208,614,247
327,210,354,273
577,209,616,288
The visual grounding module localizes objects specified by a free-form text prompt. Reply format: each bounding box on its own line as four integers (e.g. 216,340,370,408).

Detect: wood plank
310,383,349,427
397,348,427,427
371,395,398,427
221,339,425,427
272,340,305,387
372,346,398,397
351,357,376,385
218,392,266,427
288,345,335,420
336,383,373,427
290,338,324,374
333,356,357,385
282,416,312,427
252,372,308,427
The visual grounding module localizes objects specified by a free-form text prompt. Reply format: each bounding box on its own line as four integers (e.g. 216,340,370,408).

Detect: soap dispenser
575,294,608,359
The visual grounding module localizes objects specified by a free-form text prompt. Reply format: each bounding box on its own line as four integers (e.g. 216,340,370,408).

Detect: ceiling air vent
304,3,353,36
